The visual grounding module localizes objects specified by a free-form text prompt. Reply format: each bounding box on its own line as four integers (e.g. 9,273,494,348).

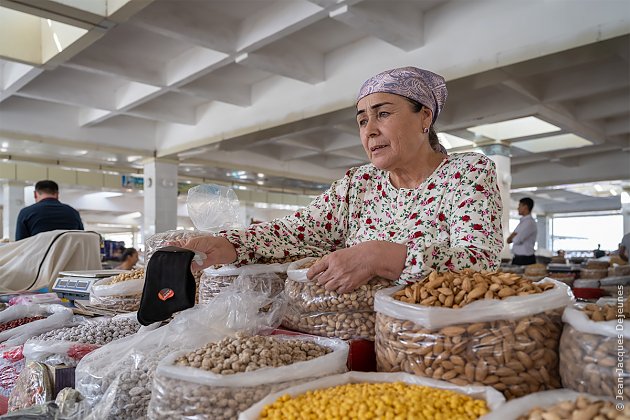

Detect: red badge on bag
158,288,175,301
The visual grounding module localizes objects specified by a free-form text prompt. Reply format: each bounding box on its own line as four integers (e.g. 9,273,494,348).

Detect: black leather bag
137,246,197,326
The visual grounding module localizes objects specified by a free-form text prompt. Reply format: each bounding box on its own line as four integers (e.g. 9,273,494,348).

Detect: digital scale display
52,270,128,300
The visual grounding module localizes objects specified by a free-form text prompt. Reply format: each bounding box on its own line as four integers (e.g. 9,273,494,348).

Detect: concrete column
3,181,25,241
536,215,549,252
478,144,512,260
622,202,630,236
143,158,178,239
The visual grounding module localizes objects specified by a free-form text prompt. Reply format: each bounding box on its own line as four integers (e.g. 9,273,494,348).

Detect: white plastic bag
240,371,506,419
480,389,625,419
374,278,574,399
0,304,74,346
76,278,288,420
187,184,241,232
148,335,348,419
559,306,630,399
89,277,144,312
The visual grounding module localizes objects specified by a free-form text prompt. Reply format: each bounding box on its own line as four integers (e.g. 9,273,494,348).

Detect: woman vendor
174,67,504,293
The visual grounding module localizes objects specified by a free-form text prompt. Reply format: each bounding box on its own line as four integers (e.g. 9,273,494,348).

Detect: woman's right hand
168,236,237,270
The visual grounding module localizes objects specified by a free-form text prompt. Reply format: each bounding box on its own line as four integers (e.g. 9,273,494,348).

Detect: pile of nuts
518,396,629,419
175,334,331,373
282,311,376,340
32,317,140,345
375,310,563,400
144,230,211,263
198,271,286,304
582,303,627,321
149,334,336,420
89,293,141,312
0,316,45,333
393,270,554,308
106,269,145,285
559,304,630,400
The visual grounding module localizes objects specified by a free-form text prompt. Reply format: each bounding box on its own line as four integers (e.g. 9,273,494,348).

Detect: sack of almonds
89,269,145,312
282,257,391,340
374,270,574,400
147,334,348,420
144,229,213,264
559,303,630,400
481,389,629,419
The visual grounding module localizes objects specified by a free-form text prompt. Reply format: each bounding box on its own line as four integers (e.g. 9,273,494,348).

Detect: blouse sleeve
399,156,504,283
217,169,357,265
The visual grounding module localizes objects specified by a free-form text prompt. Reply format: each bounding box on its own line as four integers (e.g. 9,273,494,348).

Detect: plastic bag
8,293,62,306
187,184,241,232
0,345,25,397
144,229,214,264
374,278,573,400
75,277,288,420
240,371,506,419
199,263,290,304
89,276,144,312
148,335,348,419
1,386,90,419
282,258,391,340
7,361,53,411
480,389,626,419
559,306,630,400
0,304,74,346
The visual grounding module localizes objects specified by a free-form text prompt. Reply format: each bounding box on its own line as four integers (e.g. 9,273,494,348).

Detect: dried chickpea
260,382,489,419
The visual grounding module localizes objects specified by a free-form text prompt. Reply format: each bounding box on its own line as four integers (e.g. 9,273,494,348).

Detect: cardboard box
45,364,75,398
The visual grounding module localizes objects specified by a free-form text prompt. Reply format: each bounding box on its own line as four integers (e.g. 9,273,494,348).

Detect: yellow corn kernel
259,382,490,419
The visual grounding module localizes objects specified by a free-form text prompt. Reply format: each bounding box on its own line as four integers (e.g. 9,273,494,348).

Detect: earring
423,127,429,134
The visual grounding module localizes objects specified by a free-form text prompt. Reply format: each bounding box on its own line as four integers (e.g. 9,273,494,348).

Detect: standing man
15,180,84,241
507,197,537,265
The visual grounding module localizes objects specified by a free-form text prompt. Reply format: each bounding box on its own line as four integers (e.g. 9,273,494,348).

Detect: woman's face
130,252,139,265
356,93,432,171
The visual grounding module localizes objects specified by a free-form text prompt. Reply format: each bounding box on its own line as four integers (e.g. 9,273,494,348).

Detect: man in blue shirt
15,180,84,241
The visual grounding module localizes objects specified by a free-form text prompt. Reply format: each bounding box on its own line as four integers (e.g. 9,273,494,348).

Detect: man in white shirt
507,197,537,265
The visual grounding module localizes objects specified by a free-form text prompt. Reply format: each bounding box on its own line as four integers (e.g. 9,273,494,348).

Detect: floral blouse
219,152,504,284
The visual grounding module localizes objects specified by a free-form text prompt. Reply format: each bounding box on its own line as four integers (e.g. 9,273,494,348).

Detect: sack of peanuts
240,371,505,420
282,257,391,340
481,389,628,419
89,269,145,312
148,334,348,419
75,277,288,420
559,303,630,400
375,270,574,400
199,263,291,304
144,229,214,264
0,304,74,346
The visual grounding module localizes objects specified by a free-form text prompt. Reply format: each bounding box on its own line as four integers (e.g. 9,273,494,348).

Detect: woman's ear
421,107,433,127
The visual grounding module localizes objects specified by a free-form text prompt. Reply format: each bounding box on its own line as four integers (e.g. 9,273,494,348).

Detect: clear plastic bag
7,361,53,412
198,263,290,304
0,345,26,397
559,306,630,400
0,304,74,346
148,335,349,419
89,277,145,312
187,184,241,232
75,277,288,420
282,309,376,340
240,371,506,419
480,389,626,419
1,386,90,419
374,279,573,400
144,229,214,264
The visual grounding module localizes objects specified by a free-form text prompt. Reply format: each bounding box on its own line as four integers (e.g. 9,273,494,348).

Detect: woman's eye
358,119,367,127
378,111,390,118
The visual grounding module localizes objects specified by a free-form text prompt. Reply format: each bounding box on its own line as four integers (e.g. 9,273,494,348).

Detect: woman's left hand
306,241,406,294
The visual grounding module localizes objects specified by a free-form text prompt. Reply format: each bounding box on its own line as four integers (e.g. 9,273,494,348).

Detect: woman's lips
370,145,388,154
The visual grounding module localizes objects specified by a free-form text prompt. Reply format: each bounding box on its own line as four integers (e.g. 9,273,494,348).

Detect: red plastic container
572,287,604,300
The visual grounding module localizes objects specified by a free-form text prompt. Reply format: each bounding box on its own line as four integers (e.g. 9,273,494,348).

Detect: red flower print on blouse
469,255,477,263
410,213,418,219
428,182,436,190
438,213,445,221
366,218,372,224
389,231,395,237
326,212,333,220
462,215,471,222
473,224,482,231
362,173,370,180
413,231,423,239
325,222,332,231
410,257,417,265
273,224,280,230
454,172,461,179
475,184,484,191
297,233,304,240
297,226,305,232
377,184,382,191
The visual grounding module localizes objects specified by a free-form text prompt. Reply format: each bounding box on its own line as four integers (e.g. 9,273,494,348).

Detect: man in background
507,197,537,265
15,180,84,241
620,232,630,262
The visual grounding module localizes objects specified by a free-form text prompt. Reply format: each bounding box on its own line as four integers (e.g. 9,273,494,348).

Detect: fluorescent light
511,133,592,153
594,184,603,192
621,192,630,204
87,192,123,199
468,117,560,141
257,173,265,178
437,133,474,150
610,189,618,196
52,33,63,52
126,155,142,162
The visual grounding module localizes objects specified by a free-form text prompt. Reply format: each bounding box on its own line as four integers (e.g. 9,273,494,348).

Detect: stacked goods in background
374,270,574,399
282,258,391,340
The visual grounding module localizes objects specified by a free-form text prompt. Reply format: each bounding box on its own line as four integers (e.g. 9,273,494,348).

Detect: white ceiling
0,0,629,214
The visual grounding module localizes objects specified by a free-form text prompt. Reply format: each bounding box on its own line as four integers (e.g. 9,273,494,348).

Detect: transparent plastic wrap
240,371,506,420
187,184,241,232
144,229,214,264
609,264,630,277
1,387,90,419
282,309,376,340
7,361,53,412
559,306,630,399
0,345,26,397
23,313,156,367
198,263,290,304
480,389,627,419
0,304,74,346
374,278,574,400
75,276,287,420
148,335,349,419
89,276,144,312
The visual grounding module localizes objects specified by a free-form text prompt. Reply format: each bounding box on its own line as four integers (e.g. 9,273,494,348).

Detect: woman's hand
306,241,406,294
168,236,237,270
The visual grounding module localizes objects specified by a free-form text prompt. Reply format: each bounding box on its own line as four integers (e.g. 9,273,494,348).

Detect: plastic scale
51,270,127,301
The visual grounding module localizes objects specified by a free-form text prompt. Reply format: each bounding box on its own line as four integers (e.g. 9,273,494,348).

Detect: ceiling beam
177,76,251,107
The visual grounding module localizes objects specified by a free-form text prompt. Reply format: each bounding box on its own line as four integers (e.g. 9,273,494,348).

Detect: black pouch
137,246,197,326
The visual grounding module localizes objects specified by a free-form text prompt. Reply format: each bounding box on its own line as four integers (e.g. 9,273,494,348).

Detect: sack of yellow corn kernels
559,304,630,400
239,371,505,419
282,257,391,340
481,389,629,419
374,270,574,400
147,334,348,420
